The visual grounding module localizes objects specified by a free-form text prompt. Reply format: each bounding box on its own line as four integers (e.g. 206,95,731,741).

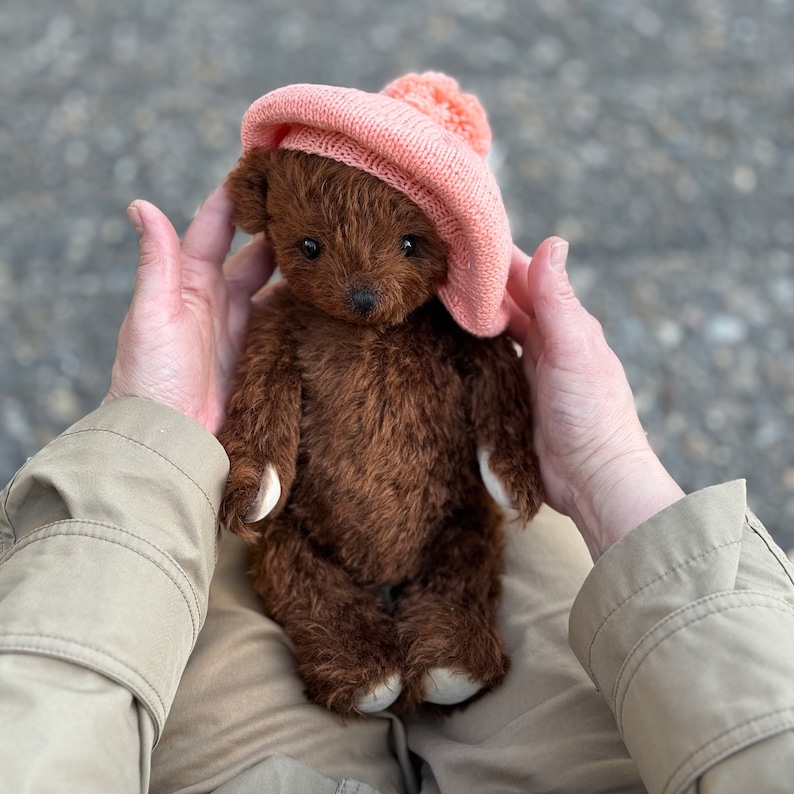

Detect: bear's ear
227,149,273,234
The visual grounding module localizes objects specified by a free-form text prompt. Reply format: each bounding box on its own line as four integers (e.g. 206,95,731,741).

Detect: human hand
106,184,275,436
507,237,684,559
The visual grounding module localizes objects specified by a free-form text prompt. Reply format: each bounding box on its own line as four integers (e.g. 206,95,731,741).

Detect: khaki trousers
150,506,645,793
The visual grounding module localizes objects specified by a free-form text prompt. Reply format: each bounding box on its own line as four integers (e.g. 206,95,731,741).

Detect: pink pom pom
381,72,492,158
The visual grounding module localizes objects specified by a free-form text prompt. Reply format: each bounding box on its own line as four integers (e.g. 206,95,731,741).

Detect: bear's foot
394,589,511,715
423,667,482,705
355,672,403,713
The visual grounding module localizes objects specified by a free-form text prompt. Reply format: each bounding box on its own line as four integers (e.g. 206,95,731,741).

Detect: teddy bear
219,72,544,717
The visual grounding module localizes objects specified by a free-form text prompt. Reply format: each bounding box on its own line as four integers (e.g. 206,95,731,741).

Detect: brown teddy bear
220,73,544,717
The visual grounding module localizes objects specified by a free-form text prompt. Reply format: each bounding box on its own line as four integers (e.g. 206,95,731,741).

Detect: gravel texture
2,0,793,548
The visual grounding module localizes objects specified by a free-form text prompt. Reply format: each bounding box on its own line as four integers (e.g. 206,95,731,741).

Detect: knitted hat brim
240,83,511,337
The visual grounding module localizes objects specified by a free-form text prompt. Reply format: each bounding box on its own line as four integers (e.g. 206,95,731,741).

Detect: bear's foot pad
423,667,482,705
355,673,403,713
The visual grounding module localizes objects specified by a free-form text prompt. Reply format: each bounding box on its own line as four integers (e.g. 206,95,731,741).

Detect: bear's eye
301,238,321,260
400,235,418,258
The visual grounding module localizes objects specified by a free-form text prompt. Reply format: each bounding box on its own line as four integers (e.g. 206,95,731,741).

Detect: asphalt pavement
2,0,793,549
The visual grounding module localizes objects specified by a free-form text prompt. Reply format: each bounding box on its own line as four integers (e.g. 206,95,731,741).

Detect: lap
149,529,408,794
406,506,645,793
151,507,645,793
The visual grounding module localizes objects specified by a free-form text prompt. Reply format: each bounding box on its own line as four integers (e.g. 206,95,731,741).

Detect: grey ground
2,0,793,549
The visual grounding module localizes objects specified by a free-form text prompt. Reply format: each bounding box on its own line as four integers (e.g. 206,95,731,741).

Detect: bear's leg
249,515,403,716
394,498,510,715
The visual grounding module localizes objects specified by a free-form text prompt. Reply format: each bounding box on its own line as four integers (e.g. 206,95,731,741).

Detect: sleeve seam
616,595,794,725
60,427,218,520
586,538,742,675
745,511,794,589
662,708,794,794
4,522,201,643
0,632,166,727
2,466,25,545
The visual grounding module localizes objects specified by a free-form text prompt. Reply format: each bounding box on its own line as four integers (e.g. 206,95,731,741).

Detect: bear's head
228,148,449,326
227,72,515,337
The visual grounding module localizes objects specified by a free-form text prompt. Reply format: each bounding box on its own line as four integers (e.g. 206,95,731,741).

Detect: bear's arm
219,286,302,542
463,335,544,524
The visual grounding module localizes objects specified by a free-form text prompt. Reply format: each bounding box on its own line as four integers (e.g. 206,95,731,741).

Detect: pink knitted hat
240,72,513,337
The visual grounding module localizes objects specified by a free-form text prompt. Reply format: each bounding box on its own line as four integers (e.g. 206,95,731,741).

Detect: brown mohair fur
220,148,544,716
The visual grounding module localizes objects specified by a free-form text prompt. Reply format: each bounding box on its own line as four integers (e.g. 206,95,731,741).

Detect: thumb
525,237,584,336
507,236,569,315
528,238,611,371
127,200,183,310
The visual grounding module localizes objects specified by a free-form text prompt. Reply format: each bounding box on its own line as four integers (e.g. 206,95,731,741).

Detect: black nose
349,288,378,316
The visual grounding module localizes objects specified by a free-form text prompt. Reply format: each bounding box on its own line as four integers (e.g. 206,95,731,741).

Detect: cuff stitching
662,707,794,794
746,511,794,589
61,427,218,521
0,631,166,725
586,538,741,675
2,467,25,543
6,523,201,643
616,595,794,725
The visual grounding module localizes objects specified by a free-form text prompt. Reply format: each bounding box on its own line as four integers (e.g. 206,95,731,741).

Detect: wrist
568,449,685,560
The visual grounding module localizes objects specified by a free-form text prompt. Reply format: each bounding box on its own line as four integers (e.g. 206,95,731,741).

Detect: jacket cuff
0,397,229,742
570,481,794,793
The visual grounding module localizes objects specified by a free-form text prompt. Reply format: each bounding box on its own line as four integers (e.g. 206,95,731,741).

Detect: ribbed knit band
240,73,512,337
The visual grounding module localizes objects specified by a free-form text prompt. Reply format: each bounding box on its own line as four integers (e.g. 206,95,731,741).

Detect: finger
507,236,568,314
180,182,236,269
506,291,531,342
128,200,182,310
506,244,535,317
506,291,542,363
525,237,577,334
508,236,577,370
251,277,290,308
225,237,278,346
225,235,277,299
504,292,541,417
527,238,612,368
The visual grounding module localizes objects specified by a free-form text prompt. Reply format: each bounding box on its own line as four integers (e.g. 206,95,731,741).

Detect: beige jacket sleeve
0,397,228,794
570,480,794,794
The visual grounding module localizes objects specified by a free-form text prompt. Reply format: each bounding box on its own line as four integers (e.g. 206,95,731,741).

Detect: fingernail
127,203,144,237
550,239,569,273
